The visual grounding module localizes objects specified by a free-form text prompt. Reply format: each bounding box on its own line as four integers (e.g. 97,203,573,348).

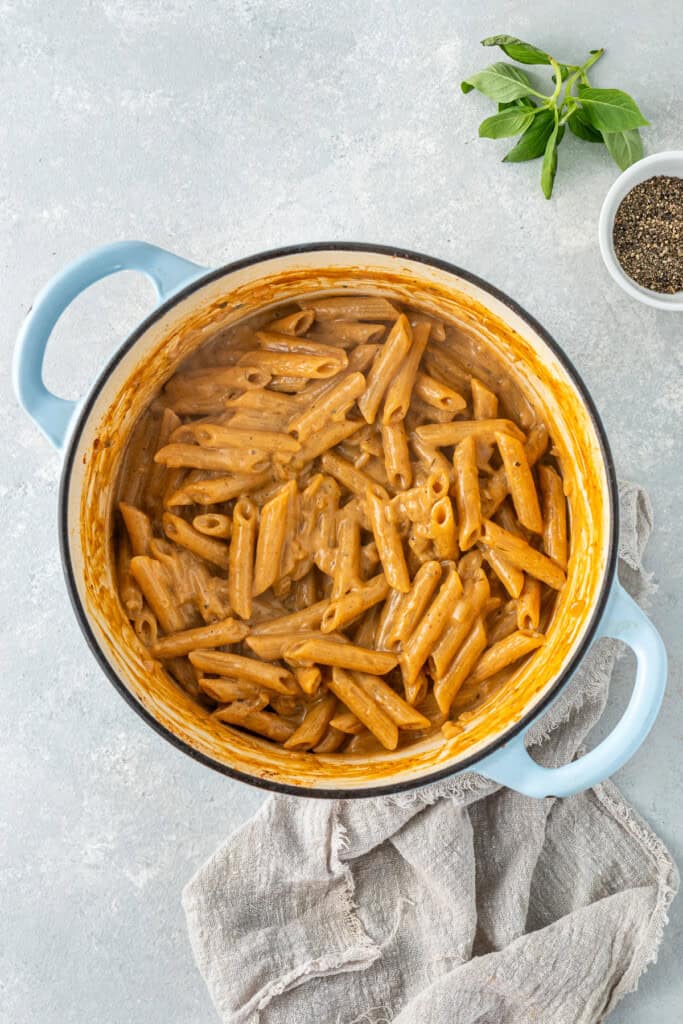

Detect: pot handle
475,582,666,798
13,240,207,452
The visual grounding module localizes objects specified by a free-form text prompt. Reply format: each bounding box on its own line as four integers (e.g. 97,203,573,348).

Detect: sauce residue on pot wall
73,260,610,791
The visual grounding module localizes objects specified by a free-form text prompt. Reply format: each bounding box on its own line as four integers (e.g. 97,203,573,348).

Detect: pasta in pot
114,293,570,753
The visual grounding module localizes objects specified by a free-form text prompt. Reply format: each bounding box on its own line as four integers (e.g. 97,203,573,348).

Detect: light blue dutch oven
13,240,667,799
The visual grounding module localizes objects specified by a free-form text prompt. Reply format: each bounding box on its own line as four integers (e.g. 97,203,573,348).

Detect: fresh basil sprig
462,37,649,197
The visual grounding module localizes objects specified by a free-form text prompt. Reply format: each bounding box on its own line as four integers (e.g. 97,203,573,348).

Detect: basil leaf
577,87,649,132
479,108,536,139
541,118,560,199
502,108,555,162
498,97,535,111
482,35,571,77
461,62,537,102
568,108,603,143
601,128,644,170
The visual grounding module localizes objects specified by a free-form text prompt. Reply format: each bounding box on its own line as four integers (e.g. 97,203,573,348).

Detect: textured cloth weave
183,482,678,1024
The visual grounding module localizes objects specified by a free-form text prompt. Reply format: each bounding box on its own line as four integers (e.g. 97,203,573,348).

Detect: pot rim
58,241,619,798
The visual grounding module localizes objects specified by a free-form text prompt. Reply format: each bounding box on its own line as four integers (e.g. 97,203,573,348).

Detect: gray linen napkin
183,482,678,1024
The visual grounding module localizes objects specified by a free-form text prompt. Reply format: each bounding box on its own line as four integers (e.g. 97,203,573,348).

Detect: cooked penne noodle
517,577,542,632
481,519,566,590
328,667,398,750
481,546,525,599
538,464,568,569
400,567,463,686
285,638,398,675
245,630,329,660
265,309,315,335
252,481,297,596
238,348,346,379
255,331,346,359
250,598,330,635
133,607,157,647
145,407,182,505
481,423,549,518
320,451,388,501
165,655,200,697
287,372,366,442
312,321,386,346
332,514,361,598
416,418,525,448
321,574,390,633
382,321,430,423
284,693,337,750
214,704,296,743
329,710,365,734
458,549,483,580
313,726,346,753
166,470,272,507
434,618,487,715
299,295,400,321
191,423,300,453
467,630,545,686
150,617,247,659
381,421,412,490
129,556,186,634
452,436,482,550
404,669,429,707
154,443,270,474
495,432,543,534
197,676,267,703
294,665,322,696
413,372,467,414
358,314,413,423
495,499,528,538
409,431,453,480
188,650,295,693
422,347,471,395
471,377,499,469
375,588,404,650
366,489,410,592
193,513,232,539
162,512,230,569
429,571,490,679
290,418,364,468
293,568,318,609
119,502,153,557
226,497,257,619
117,533,143,617
351,672,431,729
388,559,442,647
428,497,459,559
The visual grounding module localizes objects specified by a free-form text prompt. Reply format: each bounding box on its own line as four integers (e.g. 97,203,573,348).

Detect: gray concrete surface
1,1,681,1021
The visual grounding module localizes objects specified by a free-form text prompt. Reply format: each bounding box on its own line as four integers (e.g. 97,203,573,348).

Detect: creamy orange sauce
74,261,609,790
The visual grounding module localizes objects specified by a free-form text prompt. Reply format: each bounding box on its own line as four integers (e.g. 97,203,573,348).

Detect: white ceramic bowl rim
57,242,620,798
598,150,683,311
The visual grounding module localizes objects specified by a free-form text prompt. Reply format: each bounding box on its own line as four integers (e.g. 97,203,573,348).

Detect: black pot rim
58,241,619,799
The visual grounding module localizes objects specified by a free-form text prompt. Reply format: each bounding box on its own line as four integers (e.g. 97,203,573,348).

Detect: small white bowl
598,150,683,311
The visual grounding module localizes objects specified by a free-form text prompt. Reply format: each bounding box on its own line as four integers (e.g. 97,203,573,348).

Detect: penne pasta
162,512,230,569
358,314,413,423
538,464,568,569
188,650,295,693
150,617,247,659
416,418,526,448
328,667,398,750
400,567,463,686
299,295,400,321
434,618,488,715
481,519,566,590
381,422,413,491
365,489,410,592
284,638,398,675
252,481,297,597
382,321,430,423
193,513,232,539
238,348,346,379
452,436,482,550
115,289,571,757
495,432,543,534
284,694,337,750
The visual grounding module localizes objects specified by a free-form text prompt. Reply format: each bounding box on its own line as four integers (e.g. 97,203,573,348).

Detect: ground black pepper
612,175,683,294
